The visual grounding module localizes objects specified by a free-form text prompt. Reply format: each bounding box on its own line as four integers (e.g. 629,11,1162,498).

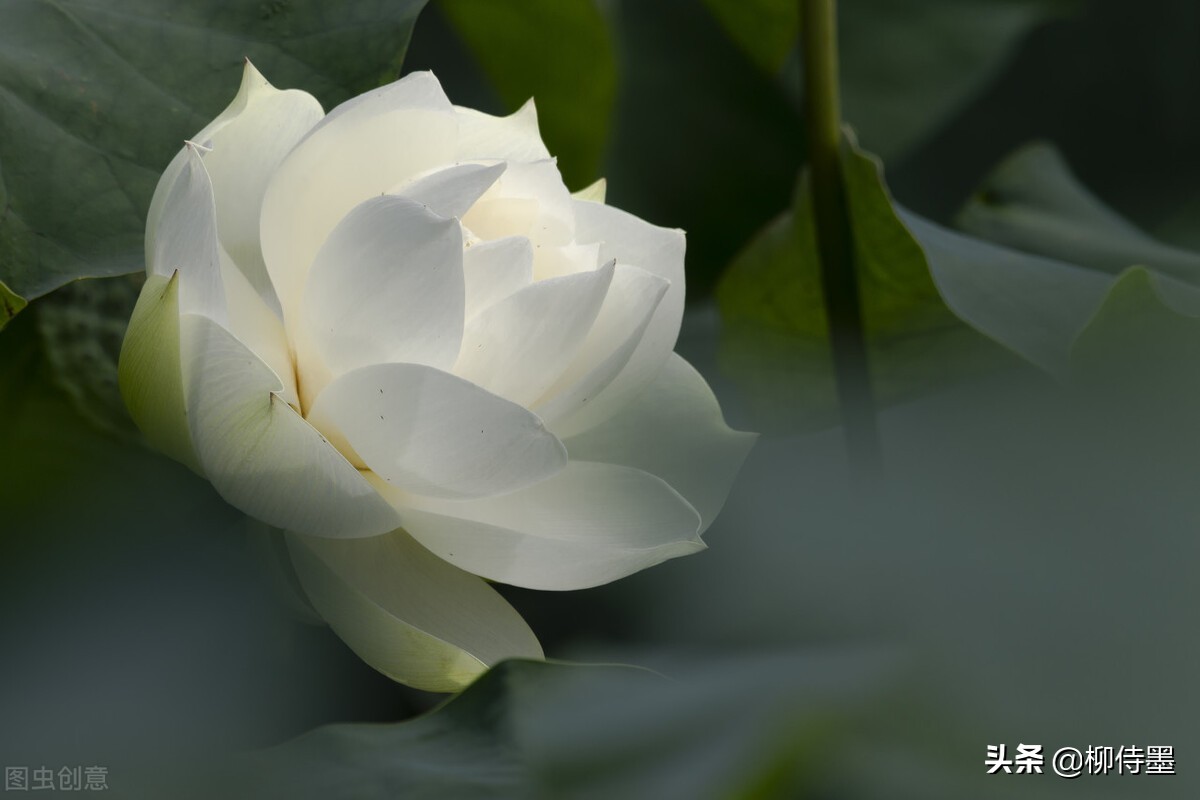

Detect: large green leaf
438,0,615,191
957,142,1200,283
716,132,1009,432
702,0,1066,159
903,212,1112,378
940,141,1200,375
0,0,429,329
182,654,895,800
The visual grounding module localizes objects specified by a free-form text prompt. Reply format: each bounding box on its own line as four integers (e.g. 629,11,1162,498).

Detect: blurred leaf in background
600,0,804,299
958,142,1200,283
702,0,1067,160
438,0,615,190
0,0,429,328
892,0,1200,225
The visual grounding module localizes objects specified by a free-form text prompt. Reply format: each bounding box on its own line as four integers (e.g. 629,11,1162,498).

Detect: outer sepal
118,271,202,473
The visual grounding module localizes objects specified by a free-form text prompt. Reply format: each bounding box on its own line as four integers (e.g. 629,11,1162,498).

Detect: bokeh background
2,0,1198,797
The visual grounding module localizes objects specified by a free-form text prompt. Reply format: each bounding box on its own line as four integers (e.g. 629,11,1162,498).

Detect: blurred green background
2,0,1199,797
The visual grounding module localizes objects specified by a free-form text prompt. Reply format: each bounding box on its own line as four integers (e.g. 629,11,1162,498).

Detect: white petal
564,200,687,434
563,353,755,532
197,65,324,311
454,99,550,163
117,272,200,473
462,160,574,247
302,196,465,378
287,529,542,692
180,314,400,538
533,241,601,281
145,61,269,271
395,462,704,590
534,264,668,432
260,72,458,321
454,260,616,406
219,247,298,408
307,362,567,499
147,147,226,324
463,236,534,319
461,197,538,240
389,161,507,219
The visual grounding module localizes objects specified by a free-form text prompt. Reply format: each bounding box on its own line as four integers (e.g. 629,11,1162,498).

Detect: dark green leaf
438,0,615,190
0,0,430,327
34,275,142,439
716,132,1009,432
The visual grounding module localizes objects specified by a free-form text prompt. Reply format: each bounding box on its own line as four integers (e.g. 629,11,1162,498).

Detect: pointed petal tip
183,139,213,155
239,57,271,92
573,177,607,204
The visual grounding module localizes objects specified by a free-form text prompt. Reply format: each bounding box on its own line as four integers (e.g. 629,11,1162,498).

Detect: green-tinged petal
286,529,543,692
117,272,201,472
0,279,27,331
392,462,704,591
572,177,607,203
563,353,755,532
179,313,400,538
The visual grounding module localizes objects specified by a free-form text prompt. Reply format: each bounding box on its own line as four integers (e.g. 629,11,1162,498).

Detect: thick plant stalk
801,0,880,478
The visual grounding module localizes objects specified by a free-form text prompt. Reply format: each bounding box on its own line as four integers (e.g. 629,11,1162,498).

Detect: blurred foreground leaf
0,0,430,328
194,654,895,800
438,0,615,190
716,132,1008,432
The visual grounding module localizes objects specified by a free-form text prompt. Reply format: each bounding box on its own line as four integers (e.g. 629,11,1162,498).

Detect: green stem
800,0,880,478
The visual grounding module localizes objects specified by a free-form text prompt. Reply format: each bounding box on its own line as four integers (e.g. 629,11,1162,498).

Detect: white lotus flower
119,62,753,692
